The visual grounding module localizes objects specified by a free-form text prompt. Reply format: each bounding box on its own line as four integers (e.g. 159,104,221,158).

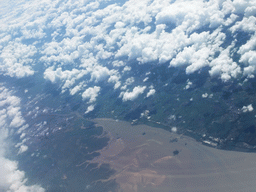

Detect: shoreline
91,117,256,153
87,118,256,192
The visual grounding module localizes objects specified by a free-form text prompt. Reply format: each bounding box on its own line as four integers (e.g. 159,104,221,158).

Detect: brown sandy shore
87,118,256,192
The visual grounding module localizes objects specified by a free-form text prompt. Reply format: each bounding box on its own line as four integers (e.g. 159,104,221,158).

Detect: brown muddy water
87,118,256,192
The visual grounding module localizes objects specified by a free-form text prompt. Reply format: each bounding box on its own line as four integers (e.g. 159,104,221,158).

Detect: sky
1,0,256,191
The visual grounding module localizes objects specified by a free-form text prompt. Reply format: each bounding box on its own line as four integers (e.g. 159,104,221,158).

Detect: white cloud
209,44,241,81
9,115,25,128
90,66,111,82
0,157,45,192
124,77,134,86
230,15,256,33
171,127,177,133
122,66,131,73
108,73,121,89
202,93,208,98
146,88,156,97
44,67,85,84
0,85,45,192
238,35,256,55
112,60,125,67
0,0,256,85
70,82,86,95
17,145,28,154
243,66,255,78
82,86,100,103
143,77,149,82
44,67,88,93
120,86,146,101
0,42,36,78
85,105,95,114
242,104,254,113
185,80,192,90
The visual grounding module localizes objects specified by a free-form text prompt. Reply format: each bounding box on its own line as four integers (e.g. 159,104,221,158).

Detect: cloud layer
1,0,256,92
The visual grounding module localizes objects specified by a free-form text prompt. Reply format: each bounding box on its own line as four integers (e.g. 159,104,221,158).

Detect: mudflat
88,118,256,192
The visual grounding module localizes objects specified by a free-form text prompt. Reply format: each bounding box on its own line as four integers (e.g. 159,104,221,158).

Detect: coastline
87,118,256,192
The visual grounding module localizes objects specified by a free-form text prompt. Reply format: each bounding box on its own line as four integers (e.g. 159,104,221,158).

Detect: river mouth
87,118,256,192
14,115,256,192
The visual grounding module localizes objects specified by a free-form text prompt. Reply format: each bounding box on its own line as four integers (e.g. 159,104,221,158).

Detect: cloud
238,34,256,55
202,93,208,98
230,14,256,33
108,73,121,89
124,77,134,85
242,104,254,113
209,44,241,81
85,105,95,114
112,60,125,67
185,80,192,90
0,85,45,192
2,0,255,90
0,42,36,78
120,86,146,101
146,88,156,97
0,157,45,192
70,82,86,95
1,0,256,86
171,127,177,133
82,86,101,103
44,67,85,84
17,145,28,154
44,67,89,93
90,66,111,82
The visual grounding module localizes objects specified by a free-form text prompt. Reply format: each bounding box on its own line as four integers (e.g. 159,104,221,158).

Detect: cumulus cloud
120,86,146,101
0,42,36,78
90,66,111,82
209,43,241,81
242,104,254,113
185,80,192,90
239,50,256,78
82,86,101,103
1,0,256,86
0,157,45,192
44,67,86,84
85,105,95,114
122,66,131,73
70,82,86,95
146,88,156,97
171,127,177,133
2,0,256,95
124,77,134,86
17,145,28,154
44,67,88,93
108,73,121,89
202,93,208,98
0,85,45,192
